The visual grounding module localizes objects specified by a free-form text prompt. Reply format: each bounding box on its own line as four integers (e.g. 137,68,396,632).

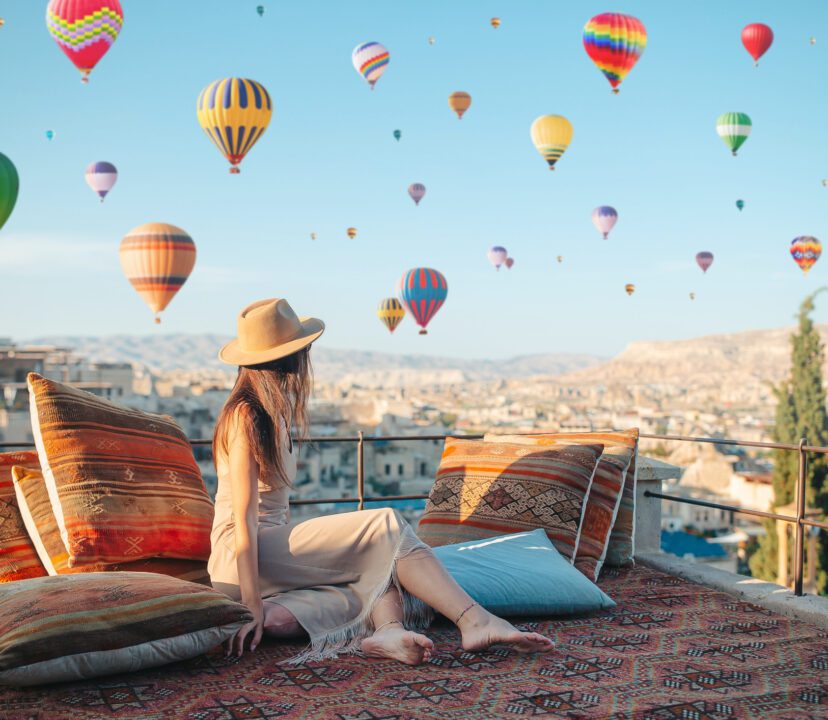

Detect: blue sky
0,0,825,359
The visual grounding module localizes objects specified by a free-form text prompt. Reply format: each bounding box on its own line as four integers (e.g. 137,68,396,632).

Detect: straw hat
219,298,325,366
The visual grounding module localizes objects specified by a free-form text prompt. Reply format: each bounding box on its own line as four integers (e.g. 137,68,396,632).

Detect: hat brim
218,317,325,366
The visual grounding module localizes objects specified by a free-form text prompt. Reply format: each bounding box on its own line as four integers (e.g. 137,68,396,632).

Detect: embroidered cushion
417,438,604,560
434,529,615,616
0,572,251,686
0,452,46,583
27,373,214,569
485,430,638,578
12,466,209,584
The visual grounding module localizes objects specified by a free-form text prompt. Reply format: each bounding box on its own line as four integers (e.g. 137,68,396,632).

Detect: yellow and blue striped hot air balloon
196,78,272,174
530,115,573,170
377,298,405,333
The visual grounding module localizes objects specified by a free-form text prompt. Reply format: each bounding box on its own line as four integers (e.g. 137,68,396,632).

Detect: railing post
793,437,807,596
357,431,365,511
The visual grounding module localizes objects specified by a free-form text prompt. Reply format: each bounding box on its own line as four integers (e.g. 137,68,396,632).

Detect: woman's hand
226,600,264,658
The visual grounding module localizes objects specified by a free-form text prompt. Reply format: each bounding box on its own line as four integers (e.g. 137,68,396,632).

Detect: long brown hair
213,348,313,487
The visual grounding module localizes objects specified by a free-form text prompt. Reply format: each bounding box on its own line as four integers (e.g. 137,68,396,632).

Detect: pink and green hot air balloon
592,206,618,239
397,267,448,335
487,245,508,271
696,252,714,273
46,0,124,83
790,236,821,274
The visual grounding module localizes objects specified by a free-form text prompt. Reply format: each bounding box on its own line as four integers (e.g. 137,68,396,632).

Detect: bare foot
460,608,554,654
362,626,434,665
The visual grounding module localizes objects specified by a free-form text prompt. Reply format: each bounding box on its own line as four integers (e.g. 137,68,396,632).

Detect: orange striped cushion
12,465,209,584
486,430,640,570
418,438,604,559
27,373,214,569
0,452,46,583
485,431,638,579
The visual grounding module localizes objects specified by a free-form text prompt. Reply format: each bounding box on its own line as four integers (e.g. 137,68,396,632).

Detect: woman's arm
226,409,264,656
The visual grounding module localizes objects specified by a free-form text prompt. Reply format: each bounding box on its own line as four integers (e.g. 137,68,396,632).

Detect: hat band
238,323,304,352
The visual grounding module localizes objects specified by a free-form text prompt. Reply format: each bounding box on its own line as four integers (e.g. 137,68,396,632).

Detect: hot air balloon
393,129,401,141
448,91,472,119
696,252,714,273
0,19,4,27
310,232,317,241
377,298,405,333
583,13,647,93
810,37,816,46
197,78,272,174
85,161,117,202
428,36,435,45
487,246,508,270
256,5,265,17
398,267,448,335
505,257,514,269
556,255,563,263
592,206,618,239
352,42,389,90
0,153,19,233
689,292,696,301
741,23,773,65
119,223,196,324
408,183,426,206
822,179,828,188
790,236,822,274
491,17,501,29
46,0,123,83
716,112,751,156
347,227,357,239
736,199,745,211
530,115,573,170
45,130,55,141
625,283,635,296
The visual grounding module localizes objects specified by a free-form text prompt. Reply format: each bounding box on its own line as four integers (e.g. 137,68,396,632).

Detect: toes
413,634,435,650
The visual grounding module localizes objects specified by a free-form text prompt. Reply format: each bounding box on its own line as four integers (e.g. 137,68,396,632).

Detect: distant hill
29,334,606,385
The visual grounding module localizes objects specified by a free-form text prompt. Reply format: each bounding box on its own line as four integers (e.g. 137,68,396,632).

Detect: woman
208,298,554,665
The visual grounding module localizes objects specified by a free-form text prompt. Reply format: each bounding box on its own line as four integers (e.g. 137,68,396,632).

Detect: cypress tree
749,291,828,593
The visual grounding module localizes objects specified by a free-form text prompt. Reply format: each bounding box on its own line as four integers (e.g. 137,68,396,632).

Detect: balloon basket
612,88,619,95
80,71,90,84
154,315,161,325
419,329,427,335
230,166,240,174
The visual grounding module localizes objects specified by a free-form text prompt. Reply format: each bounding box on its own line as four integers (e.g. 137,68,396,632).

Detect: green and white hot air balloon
716,112,752,156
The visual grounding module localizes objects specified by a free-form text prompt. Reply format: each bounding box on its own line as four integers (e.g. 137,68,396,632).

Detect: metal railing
3,430,826,596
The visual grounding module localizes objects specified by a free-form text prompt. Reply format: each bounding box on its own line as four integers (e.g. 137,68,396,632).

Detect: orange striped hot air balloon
448,91,472,119
119,223,196,323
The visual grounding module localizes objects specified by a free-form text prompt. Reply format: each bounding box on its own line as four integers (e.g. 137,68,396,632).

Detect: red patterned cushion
417,438,604,559
0,452,46,583
27,373,214,569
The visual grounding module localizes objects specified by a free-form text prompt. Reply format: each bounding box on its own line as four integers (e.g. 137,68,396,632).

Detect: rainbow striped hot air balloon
377,297,405,333
85,161,117,202
46,0,123,83
120,223,196,323
352,42,389,90
583,13,647,93
592,206,618,239
716,112,751,156
197,78,272,173
790,236,822,274
530,115,573,170
398,268,448,335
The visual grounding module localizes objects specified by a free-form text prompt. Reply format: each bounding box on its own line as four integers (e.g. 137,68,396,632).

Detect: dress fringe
281,524,434,665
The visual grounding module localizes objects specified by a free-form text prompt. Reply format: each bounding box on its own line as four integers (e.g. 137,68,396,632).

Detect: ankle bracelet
374,619,403,633
453,601,479,625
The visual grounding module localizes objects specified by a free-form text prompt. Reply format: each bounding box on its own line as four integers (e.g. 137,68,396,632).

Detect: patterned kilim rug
2,566,826,720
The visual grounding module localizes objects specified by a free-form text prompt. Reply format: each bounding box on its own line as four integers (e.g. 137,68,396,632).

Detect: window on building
703,512,709,522
384,464,391,476
420,462,427,476
398,464,404,476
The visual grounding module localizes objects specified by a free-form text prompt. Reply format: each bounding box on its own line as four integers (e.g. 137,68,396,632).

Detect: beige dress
208,433,434,663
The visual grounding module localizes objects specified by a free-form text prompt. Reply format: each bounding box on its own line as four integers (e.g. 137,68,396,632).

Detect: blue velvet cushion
433,528,616,616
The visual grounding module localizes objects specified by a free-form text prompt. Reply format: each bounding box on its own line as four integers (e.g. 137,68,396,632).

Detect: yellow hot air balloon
448,91,472,119
347,227,357,239
491,17,501,29
120,223,196,323
530,115,573,170
196,78,273,174
377,297,405,333
625,283,635,296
